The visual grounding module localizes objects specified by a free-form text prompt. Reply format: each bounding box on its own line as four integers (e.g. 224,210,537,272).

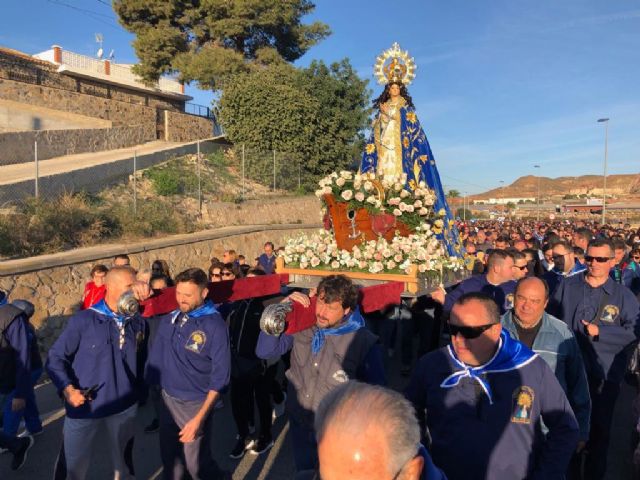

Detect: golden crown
374,42,417,85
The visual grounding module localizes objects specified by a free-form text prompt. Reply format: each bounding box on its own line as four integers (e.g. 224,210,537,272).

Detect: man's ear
402,455,424,480
201,287,209,301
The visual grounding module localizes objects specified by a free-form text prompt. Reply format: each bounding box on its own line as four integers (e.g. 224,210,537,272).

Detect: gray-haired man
297,381,445,480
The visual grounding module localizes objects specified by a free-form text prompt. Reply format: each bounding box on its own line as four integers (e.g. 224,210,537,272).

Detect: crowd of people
0,219,640,479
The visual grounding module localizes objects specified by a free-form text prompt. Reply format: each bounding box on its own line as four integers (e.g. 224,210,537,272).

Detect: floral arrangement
281,227,463,275
314,171,445,232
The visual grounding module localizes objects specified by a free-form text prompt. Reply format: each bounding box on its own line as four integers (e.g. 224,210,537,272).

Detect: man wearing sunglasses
406,292,579,480
549,238,640,480
543,241,587,296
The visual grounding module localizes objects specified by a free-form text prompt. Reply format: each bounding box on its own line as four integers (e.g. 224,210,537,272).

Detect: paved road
1,327,636,479
0,141,179,186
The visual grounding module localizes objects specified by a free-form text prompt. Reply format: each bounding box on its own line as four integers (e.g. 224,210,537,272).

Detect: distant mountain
470,173,640,200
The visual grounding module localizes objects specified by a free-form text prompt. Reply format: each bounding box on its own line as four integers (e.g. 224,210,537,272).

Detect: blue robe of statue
360,98,462,257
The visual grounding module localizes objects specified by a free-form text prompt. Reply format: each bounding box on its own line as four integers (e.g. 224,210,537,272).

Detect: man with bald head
47,266,150,479
296,381,444,480
501,277,591,452
406,292,579,480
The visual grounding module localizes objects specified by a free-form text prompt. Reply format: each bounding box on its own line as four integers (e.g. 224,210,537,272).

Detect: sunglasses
584,255,613,263
632,256,640,260
512,265,528,271
448,323,495,339
211,273,221,278
221,271,234,277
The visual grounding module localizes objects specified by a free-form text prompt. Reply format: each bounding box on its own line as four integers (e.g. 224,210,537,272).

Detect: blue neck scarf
90,299,128,325
440,329,536,404
171,300,219,324
311,308,364,355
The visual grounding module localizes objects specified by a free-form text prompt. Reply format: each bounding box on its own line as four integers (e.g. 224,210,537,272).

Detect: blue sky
1,0,639,194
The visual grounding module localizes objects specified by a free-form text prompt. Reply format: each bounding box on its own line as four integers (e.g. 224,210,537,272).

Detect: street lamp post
597,118,609,225
534,165,541,221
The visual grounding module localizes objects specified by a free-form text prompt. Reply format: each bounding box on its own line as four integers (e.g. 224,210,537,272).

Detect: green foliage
219,60,371,189
113,0,330,86
447,189,461,198
110,201,191,237
456,208,473,220
146,167,185,196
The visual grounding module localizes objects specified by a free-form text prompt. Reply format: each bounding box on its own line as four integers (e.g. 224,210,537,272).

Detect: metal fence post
34,140,39,199
241,144,245,200
133,151,137,215
273,150,276,191
197,139,202,214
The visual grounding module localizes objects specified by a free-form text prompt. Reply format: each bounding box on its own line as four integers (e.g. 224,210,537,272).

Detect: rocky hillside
472,173,640,200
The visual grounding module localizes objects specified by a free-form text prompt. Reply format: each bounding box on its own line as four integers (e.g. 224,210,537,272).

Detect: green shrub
147,168,185,196
112,200,192,237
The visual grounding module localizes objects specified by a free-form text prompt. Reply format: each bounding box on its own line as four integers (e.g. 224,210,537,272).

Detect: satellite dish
96,48,104,59
108,49,115,60
95,33,103,44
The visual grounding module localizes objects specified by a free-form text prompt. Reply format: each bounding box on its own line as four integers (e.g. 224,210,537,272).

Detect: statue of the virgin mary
360,43,462,256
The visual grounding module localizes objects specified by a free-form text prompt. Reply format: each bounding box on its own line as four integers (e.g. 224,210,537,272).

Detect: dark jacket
46,305,147,419
0,305,30,397
548,273,640,383
405,345,579,480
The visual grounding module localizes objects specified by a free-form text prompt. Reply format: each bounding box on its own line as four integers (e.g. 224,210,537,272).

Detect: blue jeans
2,367,43,436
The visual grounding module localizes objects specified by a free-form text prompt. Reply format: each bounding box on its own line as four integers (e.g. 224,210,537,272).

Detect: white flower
400,190,410,198
388,197,401,206
386,260,397,270
366,195,377,204
414,200,423,208
394,253,403,263
405,205,415,213
331,172,338,179
311,257,320,267
315,189,324,198
423,196,434,206
358,260,368,269
353,180,362,190
393,208,402,217
394,182,403,192
364,181,374,191
323,186,332,195
418,264,427,273
331,260,340,269
340,171,353,179
419,207,429,215
336,177,346,187
355,192,365,202
382,248,392,258
399,202,407,212
341,190,353,201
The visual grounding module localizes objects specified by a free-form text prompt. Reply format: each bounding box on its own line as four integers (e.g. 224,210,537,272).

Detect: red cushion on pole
359,281,404,313
140,274,284,317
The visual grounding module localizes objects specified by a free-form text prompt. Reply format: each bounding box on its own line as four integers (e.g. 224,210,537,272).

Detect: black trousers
584,379,621,480
230,367,272,441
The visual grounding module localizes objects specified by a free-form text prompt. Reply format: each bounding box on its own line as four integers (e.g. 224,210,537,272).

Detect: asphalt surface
0,323,636,479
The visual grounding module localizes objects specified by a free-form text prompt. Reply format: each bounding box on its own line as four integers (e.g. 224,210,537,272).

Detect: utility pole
597,118,609,225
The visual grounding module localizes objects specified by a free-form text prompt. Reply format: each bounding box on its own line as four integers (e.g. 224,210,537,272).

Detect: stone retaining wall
0,124,155,165
0,78,156,128
165,110,214,143
0,224,318,354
